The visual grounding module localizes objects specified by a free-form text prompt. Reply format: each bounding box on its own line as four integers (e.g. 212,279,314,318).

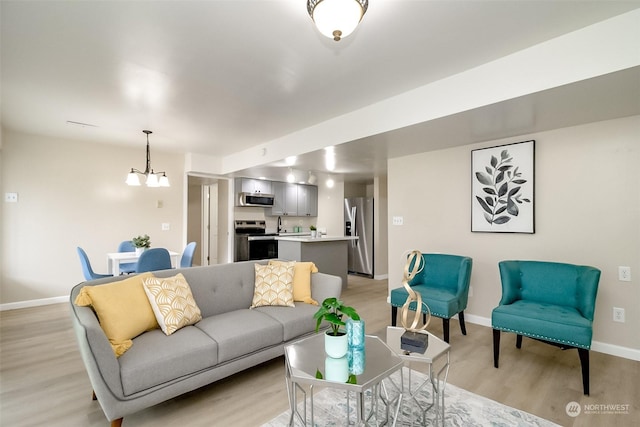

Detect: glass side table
284,333,405,426
385,326,451,426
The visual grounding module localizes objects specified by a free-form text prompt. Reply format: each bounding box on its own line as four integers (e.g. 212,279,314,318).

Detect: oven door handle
247,236,277,241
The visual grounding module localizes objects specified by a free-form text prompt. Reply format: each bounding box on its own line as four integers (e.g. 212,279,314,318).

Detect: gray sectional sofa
70,260,342,426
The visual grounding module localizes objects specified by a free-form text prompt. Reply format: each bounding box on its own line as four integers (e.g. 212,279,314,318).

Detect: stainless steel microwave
237,192,275,207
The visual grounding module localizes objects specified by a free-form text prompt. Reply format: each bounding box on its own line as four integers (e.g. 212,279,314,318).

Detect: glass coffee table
385,326,451,426
284,334,405,426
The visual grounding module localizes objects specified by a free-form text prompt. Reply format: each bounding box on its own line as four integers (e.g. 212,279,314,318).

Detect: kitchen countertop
276,235,358,242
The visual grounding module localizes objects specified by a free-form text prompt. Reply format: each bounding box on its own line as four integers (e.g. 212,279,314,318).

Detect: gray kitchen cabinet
297,184,318,216
235,178,272,194
270,181,299,216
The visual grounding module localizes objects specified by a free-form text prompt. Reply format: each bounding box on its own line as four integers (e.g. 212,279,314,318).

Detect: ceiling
2,1,639,183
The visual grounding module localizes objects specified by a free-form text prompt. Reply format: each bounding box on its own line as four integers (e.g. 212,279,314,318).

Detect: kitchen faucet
277,216,282,234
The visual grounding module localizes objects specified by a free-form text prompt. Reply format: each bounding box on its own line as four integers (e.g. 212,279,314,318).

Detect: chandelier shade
126,130,170,187
307,0,368,41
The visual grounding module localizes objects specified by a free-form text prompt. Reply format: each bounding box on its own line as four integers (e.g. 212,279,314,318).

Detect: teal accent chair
492,260,600,395
390,253,473,343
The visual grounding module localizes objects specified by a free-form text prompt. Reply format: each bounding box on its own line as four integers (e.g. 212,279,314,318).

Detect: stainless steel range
234,220,278,262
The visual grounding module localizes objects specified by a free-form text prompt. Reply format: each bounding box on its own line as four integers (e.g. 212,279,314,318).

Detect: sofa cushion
196,309,283,363
269,260,319,305
492,300,593,349
118,326,218,396
74,272,157,357
250,263,295,308
142,273,202,335
255,303,319,341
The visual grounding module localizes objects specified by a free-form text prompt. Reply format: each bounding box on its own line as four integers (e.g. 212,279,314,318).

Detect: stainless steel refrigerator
344,197,374,277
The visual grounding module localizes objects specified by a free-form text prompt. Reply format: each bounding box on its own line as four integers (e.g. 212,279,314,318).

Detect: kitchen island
276,236,358,290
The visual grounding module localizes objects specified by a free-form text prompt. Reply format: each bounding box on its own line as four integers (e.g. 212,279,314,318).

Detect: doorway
187,175,231,265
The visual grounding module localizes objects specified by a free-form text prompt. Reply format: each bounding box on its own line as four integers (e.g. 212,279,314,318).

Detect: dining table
106,250,180,276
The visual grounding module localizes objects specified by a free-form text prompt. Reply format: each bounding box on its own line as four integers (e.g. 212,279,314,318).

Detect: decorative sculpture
400,250,431,353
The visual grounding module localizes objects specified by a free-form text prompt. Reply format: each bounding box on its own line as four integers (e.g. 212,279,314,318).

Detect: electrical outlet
161,223,170,231
618,266,631,282
613,307,625,323
4,192,18,203
392,216,404,226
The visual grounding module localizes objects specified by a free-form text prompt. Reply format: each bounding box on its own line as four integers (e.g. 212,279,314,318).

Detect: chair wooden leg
516,334,523,349
458,311,467,335
578,348,590,395
493,329,500,368
111,418,123,427
391,306,397,326
442,318,450,343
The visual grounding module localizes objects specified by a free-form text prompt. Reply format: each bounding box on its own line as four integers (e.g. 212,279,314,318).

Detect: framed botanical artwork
471,140,535,233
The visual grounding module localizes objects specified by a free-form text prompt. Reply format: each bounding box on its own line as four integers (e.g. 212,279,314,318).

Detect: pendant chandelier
307,0,368,41
125,130,170,187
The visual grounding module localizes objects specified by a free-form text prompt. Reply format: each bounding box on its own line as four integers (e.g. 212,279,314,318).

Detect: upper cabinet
297,184,318,217
235,178,272,194
268,182,318,217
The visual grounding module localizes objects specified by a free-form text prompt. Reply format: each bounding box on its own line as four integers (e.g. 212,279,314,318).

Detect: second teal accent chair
390,253,473,343
492,260,600,395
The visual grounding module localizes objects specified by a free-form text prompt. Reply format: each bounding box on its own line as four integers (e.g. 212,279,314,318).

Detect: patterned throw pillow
250,263,295,308
268,260,319,305
142,274,202,335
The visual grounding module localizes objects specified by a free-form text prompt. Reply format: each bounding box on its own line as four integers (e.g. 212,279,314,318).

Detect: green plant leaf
316,369,323,379
340,306,360,321
347,374,357,384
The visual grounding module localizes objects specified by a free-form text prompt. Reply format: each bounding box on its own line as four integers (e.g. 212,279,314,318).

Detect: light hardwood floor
1,276,638,426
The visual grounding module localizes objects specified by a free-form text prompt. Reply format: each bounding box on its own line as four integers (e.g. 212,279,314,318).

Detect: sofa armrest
70,287,125,400
310,272,342,303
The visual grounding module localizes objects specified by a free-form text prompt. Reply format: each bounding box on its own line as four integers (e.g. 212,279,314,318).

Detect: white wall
388,116,640,354
1,130,185,305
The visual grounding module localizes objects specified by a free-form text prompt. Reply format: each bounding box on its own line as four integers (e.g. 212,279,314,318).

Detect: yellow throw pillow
269,260,319,305
251,263,295,308
74,272,158,357
142,274,202,336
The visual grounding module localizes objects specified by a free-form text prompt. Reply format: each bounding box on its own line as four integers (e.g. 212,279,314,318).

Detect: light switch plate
392,216,404,226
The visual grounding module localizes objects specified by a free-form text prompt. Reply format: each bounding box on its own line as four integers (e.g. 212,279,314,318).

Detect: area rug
261,368,560,426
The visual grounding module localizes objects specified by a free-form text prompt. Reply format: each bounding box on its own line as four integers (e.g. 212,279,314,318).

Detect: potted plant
132,234,151,255
310,225,317,238
314,297,360,358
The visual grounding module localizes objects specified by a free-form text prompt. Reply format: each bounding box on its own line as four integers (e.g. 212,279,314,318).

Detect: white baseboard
0,296,67,311
461,313,640,361
373,274,388,281
389,307,640,361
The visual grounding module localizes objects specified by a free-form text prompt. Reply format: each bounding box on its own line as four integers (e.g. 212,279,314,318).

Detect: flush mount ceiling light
307,0,368,41
287,168,296,183
125,130,170,187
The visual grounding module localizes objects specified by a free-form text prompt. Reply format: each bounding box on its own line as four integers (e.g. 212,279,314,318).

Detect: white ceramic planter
324,331,348,358
135,247,145,256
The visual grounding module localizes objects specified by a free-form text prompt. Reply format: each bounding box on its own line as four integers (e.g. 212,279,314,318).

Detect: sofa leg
493,329,500,368
111,418,123,427
516,334,523,349
458,311,467,335
391,306,397,326
442,318,450,343
578,348,590,395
